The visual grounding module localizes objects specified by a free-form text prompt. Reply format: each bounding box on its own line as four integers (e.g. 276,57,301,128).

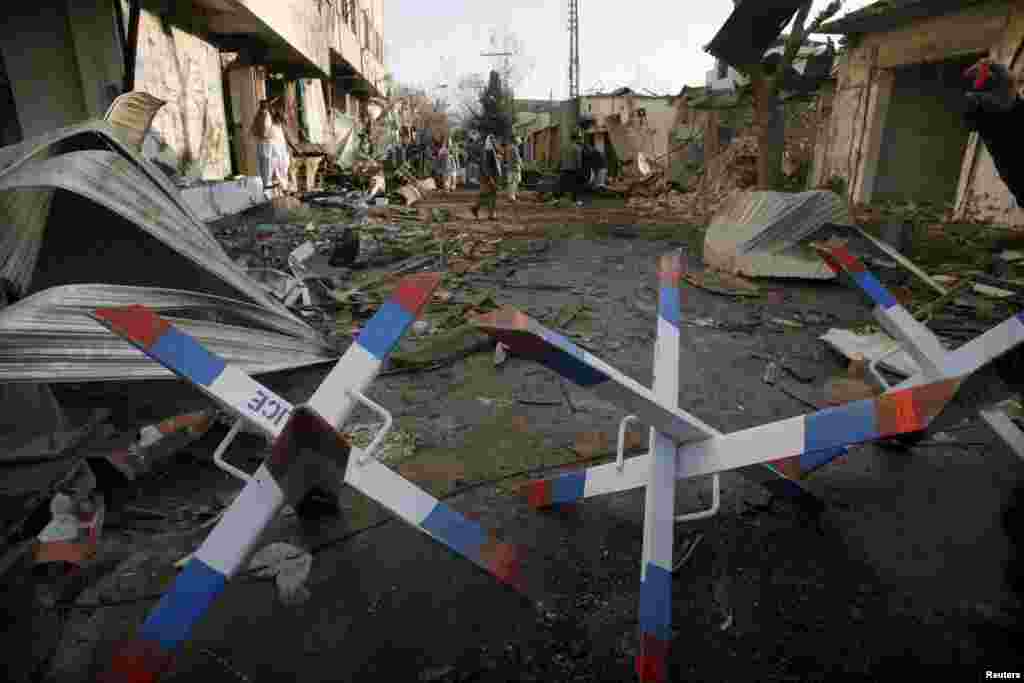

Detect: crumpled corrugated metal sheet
0,123,282,305
0,284,334,382
103,91,167,153
0,121,336,384
703,190,849,279
0,121,288,315
737,190,849,253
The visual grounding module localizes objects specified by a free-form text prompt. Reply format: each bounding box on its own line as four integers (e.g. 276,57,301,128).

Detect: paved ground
30,200,1024,682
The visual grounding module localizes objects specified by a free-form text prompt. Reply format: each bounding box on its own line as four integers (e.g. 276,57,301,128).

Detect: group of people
250,98,292,194
470,134,523,221
431,137,461,193
559,133,608,206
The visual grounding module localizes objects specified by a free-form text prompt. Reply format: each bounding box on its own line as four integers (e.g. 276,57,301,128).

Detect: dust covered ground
30,190,1024,682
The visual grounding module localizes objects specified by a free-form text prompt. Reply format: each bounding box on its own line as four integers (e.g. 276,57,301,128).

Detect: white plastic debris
138,424,163,449
37,494,80,543
289,241,316,266
494,342,509,366
249,543,313,606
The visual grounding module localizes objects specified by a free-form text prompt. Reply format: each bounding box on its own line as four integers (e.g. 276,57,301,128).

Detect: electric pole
568,0,580,125
481,51,514,91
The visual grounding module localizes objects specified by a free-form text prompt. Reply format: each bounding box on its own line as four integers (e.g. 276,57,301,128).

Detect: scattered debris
979,398,1024,461
389,324,495,371
703,190,847,280
683,270,761,298
819,328,924,378
348,422,418,463
494,342,509,366
769,317,804,329
775,381,826,410
848,225,947,296
611,225,640,239
554,302,587,328
671,533,704,572
248,543,313,606
419,664,456,682
34,463,104,568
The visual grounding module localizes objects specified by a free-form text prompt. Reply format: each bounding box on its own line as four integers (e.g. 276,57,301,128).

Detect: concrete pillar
0,2,89,138
851,68,894,203
65,0,125,118
226,64,266,177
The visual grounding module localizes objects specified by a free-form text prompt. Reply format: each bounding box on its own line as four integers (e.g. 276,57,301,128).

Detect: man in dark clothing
559,134,586,205
963,59,1024,391
587,142,608,189
963,59,1024,206
471,134,503,220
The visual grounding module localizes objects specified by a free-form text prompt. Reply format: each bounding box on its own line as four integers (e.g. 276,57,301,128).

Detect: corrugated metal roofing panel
0,284,334,382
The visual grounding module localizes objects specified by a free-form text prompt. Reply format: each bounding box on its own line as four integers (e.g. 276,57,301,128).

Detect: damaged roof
705,0,809,68
817,0,993,35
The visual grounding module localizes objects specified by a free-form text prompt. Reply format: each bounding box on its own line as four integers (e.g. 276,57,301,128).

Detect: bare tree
484,25,536,93
392,82,450,143
451,73,488,127
732,0,842,190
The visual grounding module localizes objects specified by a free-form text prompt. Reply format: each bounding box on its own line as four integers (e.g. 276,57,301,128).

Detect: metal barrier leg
674,473,720,523
212,418,254,484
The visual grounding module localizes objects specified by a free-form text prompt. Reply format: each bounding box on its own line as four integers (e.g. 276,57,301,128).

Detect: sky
384,0,877,100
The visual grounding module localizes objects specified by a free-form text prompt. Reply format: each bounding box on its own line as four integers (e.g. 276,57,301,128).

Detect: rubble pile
624,136,758,223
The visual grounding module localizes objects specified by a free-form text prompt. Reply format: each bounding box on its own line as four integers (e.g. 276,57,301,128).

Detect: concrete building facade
522,90,692,176
814,0,1024,226
0,0,388,182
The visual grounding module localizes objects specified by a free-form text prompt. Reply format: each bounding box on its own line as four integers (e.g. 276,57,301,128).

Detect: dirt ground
17,189,1024,682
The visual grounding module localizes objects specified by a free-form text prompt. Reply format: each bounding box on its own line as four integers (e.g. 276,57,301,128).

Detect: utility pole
481,51,515,91
568,0,580,128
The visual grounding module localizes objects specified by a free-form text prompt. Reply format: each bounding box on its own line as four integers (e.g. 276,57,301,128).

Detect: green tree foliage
469,70,516,142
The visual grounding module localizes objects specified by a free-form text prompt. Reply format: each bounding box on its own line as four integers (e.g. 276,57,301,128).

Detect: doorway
872,55,980,205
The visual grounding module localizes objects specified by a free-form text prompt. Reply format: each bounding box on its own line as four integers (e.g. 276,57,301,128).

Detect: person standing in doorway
251,99,275,192
471,134,502,220
506,136,524,202
268,102,291,193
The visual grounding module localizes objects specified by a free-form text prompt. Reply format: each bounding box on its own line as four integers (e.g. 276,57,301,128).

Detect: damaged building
813,0,1024,226
0,0,387,190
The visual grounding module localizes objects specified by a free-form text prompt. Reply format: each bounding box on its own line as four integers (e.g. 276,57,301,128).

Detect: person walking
432,140,447,191
444,137,459,192
506,136,524,202
591,142,608,189
471,134,502,220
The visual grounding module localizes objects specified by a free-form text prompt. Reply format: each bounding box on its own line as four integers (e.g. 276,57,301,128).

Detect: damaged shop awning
705,0,808,68
0,121,336,382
